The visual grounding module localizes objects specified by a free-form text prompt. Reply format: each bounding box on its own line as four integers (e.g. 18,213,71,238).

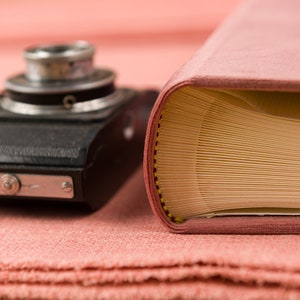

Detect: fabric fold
0,168,299,298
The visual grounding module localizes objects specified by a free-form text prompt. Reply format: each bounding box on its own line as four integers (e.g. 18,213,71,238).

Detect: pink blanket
2,0,300,299
1,168,300,299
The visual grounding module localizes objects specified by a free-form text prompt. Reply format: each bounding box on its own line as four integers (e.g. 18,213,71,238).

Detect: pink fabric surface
3,0,300,299
1,168,300,299
144,0,300,234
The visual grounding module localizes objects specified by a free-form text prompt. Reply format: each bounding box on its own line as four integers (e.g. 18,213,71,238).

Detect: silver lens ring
5,68,115,95
1,90,125,116
23,41,95,81
24,41,94,61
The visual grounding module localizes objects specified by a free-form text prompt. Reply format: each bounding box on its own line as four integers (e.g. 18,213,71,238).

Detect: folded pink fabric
0,168,300,299
144,0,300,234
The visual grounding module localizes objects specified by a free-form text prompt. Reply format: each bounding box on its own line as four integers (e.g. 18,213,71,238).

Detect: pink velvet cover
2,0,300,299
144,0,300,234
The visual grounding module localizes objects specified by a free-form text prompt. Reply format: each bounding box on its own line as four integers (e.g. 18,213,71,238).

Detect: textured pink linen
0,168,300,299
144,0,300,234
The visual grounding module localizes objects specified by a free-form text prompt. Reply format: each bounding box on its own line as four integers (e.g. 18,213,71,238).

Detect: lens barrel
23,41,95,81
2,41,120,115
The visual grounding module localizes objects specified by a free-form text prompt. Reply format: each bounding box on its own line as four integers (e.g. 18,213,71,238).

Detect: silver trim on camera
1,90,125,115
5,69,115,94
0,173,74,199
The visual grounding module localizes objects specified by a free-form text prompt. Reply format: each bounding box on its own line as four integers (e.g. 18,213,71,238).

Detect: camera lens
39,45,73,54
23,41,95,81
2,41,122,116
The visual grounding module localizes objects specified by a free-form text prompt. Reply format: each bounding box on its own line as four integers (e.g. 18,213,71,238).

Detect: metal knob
0,174,21,195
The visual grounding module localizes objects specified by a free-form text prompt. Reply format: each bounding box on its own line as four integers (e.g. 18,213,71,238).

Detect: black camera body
0,41,157,209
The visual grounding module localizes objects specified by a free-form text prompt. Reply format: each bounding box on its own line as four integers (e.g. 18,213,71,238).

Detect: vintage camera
0,41,157,209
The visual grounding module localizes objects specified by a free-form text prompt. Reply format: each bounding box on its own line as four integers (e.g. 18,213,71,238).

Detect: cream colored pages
155,87,300,219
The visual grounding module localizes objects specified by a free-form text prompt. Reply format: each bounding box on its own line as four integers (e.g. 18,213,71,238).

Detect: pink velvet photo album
144,0,300,234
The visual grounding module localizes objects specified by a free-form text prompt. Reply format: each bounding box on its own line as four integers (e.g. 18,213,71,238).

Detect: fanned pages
144,0,300,234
